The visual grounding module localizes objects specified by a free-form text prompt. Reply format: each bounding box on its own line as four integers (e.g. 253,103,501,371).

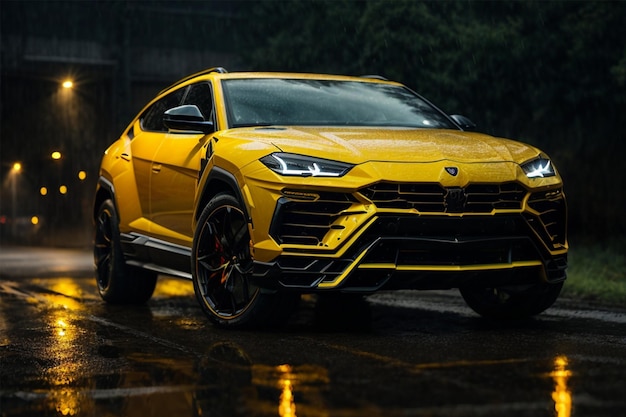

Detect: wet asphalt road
1,247,625,417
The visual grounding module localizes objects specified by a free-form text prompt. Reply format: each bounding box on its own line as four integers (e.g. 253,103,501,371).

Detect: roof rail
159,67,228,94
360,75,388,81
361,74,389,81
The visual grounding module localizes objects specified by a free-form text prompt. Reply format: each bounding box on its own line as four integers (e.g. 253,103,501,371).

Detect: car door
149,82,215,246
129,88,186,233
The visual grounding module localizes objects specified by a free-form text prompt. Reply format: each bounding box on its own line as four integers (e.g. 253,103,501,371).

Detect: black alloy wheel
192,193,298,328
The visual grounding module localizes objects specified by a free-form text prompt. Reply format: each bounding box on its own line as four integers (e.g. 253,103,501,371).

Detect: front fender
194,165,250,229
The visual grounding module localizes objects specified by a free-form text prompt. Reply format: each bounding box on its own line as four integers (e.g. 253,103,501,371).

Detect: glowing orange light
59,185,68,195
51,151,62,160
77,171,87,181
62,80,73,89
12,162,22,172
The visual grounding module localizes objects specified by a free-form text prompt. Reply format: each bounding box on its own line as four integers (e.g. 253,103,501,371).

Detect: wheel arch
93,176,117,223
194,166,250,225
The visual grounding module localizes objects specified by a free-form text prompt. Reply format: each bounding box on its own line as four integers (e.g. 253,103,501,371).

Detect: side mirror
163,105,214,133
450,114,477,132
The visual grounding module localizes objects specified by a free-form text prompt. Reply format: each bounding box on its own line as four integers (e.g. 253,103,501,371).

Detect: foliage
563,237,626,305
238,0,626,239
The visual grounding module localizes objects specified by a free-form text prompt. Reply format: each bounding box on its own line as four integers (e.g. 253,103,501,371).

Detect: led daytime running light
261,153,353,177
523,158,555,178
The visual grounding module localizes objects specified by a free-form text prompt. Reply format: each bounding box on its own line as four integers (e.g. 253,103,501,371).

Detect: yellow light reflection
34,278,85,311
251,362,329,415
49,279,84,299
31,216,39,225
40,186,48,196
51,388,82,416
56,319,67,337
48,310,82,414
59,185,68,195
77,170,87,180
551,355,572,417
51,151,62,160
153,277,195,297
278,364,297,417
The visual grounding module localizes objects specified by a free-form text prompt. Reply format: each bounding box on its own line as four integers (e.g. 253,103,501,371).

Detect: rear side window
141,88,186,132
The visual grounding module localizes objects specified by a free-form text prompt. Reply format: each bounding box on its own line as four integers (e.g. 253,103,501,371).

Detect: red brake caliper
211,235,229,285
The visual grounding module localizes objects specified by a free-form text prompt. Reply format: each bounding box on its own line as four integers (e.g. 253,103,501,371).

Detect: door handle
152,164,162,174
119,153,131,161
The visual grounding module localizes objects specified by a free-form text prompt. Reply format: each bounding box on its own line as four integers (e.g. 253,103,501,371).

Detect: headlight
522,157,556,178
260,153,353,177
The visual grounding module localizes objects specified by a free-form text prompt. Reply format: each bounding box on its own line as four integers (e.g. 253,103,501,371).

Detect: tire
94,199,157,304
459,281,563,320
191,193,298,328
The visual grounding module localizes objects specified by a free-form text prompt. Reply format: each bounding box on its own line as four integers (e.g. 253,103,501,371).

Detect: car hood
220,126,541,164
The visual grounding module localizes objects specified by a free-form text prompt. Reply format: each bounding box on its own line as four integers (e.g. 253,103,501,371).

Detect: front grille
360,182,526,213
270,193,354,245
360,215,522,239
360,183,445,211
360,236,537,266
465,183,527,211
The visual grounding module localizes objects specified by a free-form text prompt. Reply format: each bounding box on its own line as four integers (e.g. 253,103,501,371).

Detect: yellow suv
94,68,567,327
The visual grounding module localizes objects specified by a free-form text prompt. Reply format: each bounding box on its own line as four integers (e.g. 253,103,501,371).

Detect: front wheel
191,193,298,328
459,281,564,320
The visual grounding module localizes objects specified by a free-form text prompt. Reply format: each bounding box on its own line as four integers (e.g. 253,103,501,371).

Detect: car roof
158,67,400,95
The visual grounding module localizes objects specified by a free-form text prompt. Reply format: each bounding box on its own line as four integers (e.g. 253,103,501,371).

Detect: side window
182,82,214,121
141,88,186,132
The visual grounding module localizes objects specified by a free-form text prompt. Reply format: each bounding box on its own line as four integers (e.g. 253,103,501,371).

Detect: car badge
445,167,459,176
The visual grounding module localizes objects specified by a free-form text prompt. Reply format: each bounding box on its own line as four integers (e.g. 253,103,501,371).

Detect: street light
62,80,73,89
51,151,62,160
10,162,22,236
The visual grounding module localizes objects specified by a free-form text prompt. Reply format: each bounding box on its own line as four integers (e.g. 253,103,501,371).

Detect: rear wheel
191,193,298,328
459,281,563,319
94,199,157,304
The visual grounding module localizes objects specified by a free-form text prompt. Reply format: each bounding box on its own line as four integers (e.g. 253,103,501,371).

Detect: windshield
222,78,457,129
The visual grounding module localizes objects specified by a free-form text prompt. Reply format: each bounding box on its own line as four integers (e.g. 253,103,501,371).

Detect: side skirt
120,232,192,280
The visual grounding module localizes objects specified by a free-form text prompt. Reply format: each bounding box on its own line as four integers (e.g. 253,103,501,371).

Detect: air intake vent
270,193,355,245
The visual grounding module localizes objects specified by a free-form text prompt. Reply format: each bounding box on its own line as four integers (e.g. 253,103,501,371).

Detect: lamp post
10,162,22,237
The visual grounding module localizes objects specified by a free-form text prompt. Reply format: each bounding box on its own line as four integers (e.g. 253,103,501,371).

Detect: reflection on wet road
551,356,572,417
1,247,626,416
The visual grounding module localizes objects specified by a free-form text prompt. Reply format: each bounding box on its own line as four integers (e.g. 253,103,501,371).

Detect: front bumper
251,213,568,292
241,159,567,293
